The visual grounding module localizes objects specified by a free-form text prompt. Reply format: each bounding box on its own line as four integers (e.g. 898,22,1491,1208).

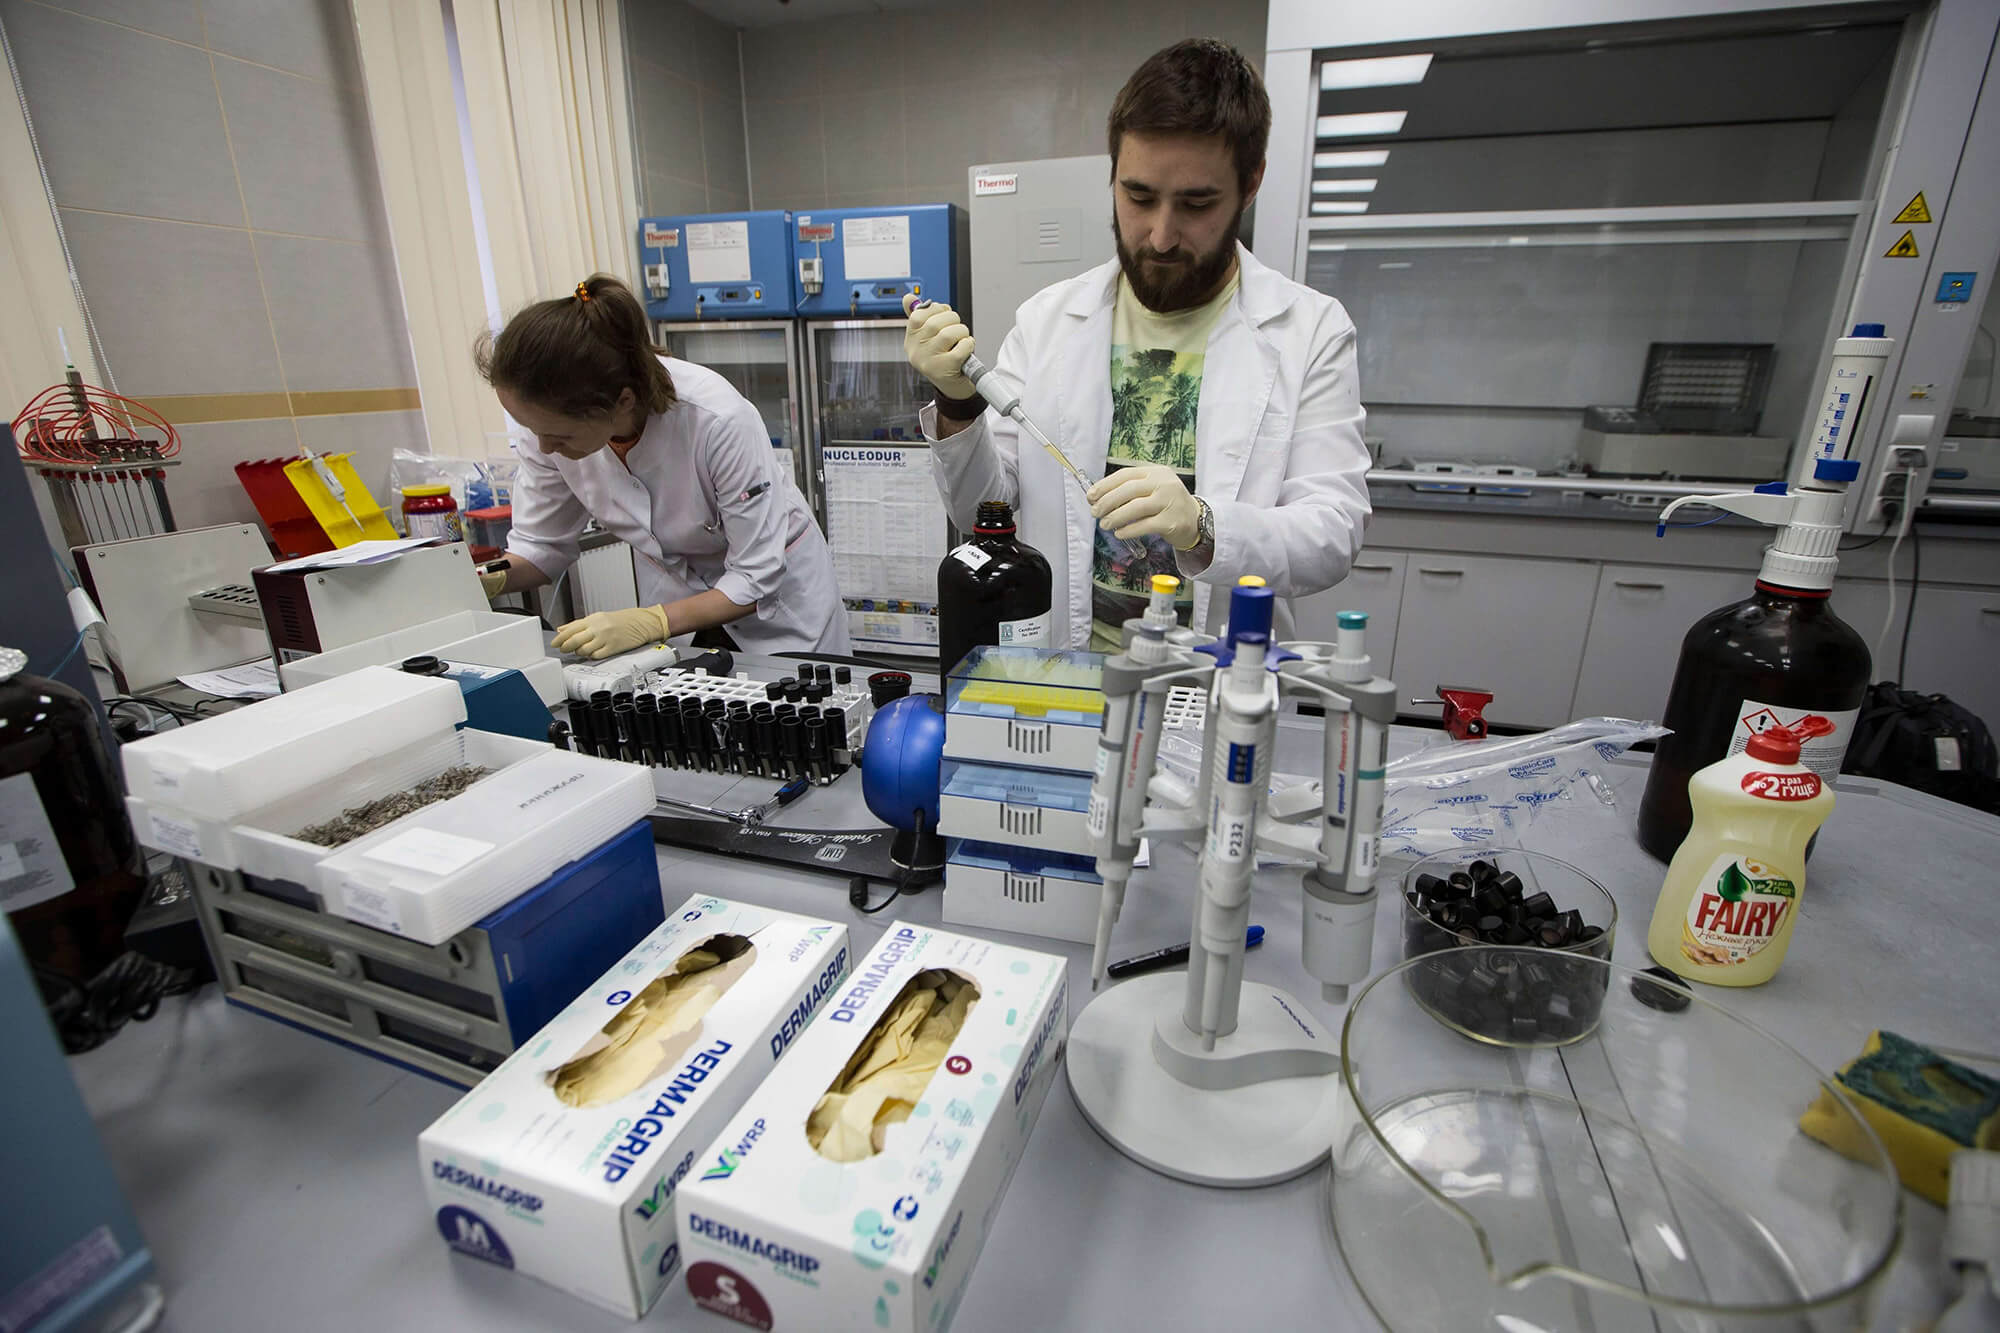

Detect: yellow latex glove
479,567,507,599
902,294,977,399
807,972,978,1163
1087,464,1202,550
551,948,723,1107
553,605,671,659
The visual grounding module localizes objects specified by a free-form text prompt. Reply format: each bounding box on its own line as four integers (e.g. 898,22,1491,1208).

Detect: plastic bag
1377,718,1667,859
390,449,502,531
1152,717,1667,861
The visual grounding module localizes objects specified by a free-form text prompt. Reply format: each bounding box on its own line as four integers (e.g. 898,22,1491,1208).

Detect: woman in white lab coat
477,275,848,659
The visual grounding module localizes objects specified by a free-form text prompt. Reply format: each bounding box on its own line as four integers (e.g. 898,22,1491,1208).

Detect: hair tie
575,281,592,302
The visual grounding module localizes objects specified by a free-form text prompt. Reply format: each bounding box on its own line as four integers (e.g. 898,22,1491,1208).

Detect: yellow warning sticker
1884,230,1921,258
1892,192,1931,224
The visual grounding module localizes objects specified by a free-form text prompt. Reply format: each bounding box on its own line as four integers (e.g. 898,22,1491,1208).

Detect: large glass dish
1331,949,1901,1331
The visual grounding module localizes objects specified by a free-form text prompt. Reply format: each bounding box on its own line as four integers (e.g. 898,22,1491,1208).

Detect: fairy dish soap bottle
1648,726,1834,986
936,499,1053,676
1636,457,1873,862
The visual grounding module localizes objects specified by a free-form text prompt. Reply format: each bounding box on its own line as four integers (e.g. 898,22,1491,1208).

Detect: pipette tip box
675,922,1066,1333
942,839,1103,944
936,759,1095,859
420,895,851,1319
942,647,1104,774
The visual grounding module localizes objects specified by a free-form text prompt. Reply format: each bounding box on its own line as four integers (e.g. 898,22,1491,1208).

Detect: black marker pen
739,481,772,502
1107,925,1264,980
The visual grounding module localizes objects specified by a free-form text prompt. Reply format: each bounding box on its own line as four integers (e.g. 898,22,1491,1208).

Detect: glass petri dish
1330,949,1901,1331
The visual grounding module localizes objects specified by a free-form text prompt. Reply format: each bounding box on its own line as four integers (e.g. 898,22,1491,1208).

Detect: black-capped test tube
803,713,830,785
777,714,803,779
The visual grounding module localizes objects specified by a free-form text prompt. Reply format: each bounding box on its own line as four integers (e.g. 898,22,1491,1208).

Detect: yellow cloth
552,948,723,1107
807,970,978,1162
553,605,672,659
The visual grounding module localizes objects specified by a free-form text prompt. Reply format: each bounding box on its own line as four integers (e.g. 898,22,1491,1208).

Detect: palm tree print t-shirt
1089,272,1240,651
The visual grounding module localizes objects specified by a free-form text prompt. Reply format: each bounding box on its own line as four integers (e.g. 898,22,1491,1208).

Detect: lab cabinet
1570,565,1753,721
1390,553,1598,729
1294,552,1405,676
1833,579,2000,728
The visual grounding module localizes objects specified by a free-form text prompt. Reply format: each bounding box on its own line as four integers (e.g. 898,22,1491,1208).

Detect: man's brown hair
1107,39,1271,193
475,273,676,420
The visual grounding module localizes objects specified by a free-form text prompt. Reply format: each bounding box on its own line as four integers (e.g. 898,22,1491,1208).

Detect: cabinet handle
1352,562,1394,573
1416,567,1464,578
1613,580,1666,591
1983,607,2000,616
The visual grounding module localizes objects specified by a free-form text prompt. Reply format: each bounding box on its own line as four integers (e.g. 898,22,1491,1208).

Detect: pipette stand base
1067,972,1343,1187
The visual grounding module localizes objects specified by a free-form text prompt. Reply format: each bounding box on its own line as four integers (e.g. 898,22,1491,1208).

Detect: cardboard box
675,922,1067,1333
419,895,851,1318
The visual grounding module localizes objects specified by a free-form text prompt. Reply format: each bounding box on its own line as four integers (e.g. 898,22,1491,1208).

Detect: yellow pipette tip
1237,575,1266,588
1150,574,1180,595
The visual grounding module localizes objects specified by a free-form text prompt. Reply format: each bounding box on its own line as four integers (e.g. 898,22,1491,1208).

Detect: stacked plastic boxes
936,647,1107,943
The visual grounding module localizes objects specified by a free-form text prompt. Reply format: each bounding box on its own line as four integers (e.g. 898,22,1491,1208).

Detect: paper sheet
177,657,281,698
686,220,752,284
842,215,911,281
823,446,947,606
266,536,436,573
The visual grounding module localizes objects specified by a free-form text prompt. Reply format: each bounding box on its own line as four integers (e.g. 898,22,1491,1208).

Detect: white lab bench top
68,681,2000,1332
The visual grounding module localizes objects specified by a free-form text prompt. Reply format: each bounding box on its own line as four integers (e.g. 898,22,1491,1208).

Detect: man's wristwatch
1175,496,1214,553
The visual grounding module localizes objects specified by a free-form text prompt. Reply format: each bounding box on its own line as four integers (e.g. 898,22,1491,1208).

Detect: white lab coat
921,245,1371,644
507,357,850,656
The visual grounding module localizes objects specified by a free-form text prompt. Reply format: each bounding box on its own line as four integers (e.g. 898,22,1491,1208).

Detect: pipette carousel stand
1067,580,1397,1186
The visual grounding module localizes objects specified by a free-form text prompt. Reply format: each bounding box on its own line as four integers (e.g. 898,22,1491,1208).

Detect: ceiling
673,0,956,28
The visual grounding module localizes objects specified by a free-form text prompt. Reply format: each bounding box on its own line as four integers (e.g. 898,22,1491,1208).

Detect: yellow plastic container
284,452,398,546
1646,726,1834,986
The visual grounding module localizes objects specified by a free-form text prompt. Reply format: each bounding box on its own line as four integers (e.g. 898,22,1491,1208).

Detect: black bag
1843,683,2000,815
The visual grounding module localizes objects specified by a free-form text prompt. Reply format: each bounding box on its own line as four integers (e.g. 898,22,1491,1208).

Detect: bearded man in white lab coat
906,38,1371,649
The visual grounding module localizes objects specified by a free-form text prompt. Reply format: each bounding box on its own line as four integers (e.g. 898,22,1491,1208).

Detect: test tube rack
559,664,871,787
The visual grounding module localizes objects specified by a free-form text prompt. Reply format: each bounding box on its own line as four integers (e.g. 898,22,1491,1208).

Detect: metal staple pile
294,765,492,847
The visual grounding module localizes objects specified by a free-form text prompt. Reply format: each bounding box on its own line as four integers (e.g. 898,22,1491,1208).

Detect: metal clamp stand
1067,580,1396,1187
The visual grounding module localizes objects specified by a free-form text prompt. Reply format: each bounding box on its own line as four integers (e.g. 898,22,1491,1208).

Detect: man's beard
1113,203,1244,313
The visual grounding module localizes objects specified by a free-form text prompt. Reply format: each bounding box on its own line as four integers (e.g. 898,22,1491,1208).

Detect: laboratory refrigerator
793,203,969,659
637,211,815,513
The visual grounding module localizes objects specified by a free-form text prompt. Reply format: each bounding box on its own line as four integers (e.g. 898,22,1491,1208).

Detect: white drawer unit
1392,554,1598,729
936,759,1095,858
1294,552,1405,675
1572,565,1754,722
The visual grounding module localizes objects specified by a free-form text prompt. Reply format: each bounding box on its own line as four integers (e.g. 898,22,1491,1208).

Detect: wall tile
739,22,823,97
808,11,900,87
36,0,201,44
701,88,749,194
1,0,242,225
216,58,383,243
625,0,699,82
1079,68,1121,161
708,186,749,213
200,0,360,85
633,67,706,186
254,235,416,392
903,180,970,211
645,169,710,217
745,95,824,209
820,88,903,195
689,8,741,100
60,209,283,397
166,417,300,531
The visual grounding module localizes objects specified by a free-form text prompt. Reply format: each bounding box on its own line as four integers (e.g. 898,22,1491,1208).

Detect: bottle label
1680,854,1797,968
1740,770,1823,801
949,544,992,572
996,612,1051,647
1726,699,1859,782
0,772,77,912
407,509,462,541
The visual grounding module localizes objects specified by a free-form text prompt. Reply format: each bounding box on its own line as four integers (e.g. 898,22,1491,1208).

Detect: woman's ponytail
476,272,676,418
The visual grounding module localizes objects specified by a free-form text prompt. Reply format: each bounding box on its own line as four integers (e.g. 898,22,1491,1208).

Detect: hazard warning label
1892,191,1931,224
1884,230,1921,258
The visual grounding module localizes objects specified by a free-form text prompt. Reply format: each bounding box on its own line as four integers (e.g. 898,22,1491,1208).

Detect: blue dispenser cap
1336,611,1368,630
1851,323,1886,338
1815,457,1861,482
1228,581,1275,641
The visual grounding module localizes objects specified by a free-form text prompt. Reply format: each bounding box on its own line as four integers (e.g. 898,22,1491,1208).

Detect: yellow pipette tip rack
950,649,1105,720
284,453,398,547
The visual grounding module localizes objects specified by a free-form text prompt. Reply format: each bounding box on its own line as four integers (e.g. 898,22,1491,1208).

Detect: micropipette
908,299,1093,496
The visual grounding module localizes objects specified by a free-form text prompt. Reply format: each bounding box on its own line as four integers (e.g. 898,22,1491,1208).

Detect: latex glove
1088,464,1202,549
551,948,723,1107
807,972,977,1163
479,567,507,599
902,294,977,399
553,605,671,659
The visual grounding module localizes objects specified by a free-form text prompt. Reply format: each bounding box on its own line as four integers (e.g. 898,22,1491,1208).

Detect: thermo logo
436,1206,513,1269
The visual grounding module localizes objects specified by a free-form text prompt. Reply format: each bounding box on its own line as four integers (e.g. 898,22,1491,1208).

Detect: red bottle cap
1744,727,1802,764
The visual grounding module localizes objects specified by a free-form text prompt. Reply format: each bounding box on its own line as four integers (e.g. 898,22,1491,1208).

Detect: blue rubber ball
862,694,944,833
